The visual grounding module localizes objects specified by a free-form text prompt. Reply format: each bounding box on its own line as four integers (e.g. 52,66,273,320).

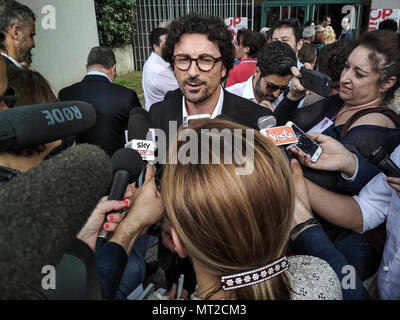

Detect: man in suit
149,12,273,297
59,46,141,157
0,0,36,68
149,13,273,141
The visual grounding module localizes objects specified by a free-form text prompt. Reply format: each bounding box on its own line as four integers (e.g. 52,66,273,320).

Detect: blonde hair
162,119,294,300
324,26,336,44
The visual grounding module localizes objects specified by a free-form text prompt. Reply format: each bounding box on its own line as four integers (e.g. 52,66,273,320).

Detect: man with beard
227,41,297,111
148,13,273,298
0,0,36,68
149,13,273,140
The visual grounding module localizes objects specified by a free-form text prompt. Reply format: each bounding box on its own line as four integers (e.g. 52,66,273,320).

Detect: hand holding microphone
109,163,164,255
77,190,132,252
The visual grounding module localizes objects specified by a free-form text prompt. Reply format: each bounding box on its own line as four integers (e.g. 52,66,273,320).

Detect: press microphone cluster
0,144,112,299
357,138,400,178
0,101,96,152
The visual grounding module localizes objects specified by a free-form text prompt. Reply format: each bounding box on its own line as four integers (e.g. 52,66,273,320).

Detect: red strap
340,106,400,138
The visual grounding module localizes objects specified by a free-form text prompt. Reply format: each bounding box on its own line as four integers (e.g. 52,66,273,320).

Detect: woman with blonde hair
154,119,342,300
324,26,336,44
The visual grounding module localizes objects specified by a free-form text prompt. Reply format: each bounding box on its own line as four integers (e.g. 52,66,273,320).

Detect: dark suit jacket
149,88,273,139
59,75,141,157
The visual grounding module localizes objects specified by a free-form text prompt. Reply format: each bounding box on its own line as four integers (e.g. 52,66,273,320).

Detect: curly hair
162,13,234,82
257,41,297,77
236,28,263,58
317,40,357,82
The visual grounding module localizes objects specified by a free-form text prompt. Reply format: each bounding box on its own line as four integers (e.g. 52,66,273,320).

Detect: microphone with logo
0,101,96,152
0,144,112,299
125,108,156,187
95,147,144,250
357,138,400,178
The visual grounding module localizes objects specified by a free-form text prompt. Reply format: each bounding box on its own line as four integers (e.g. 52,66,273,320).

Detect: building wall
18,0,99,94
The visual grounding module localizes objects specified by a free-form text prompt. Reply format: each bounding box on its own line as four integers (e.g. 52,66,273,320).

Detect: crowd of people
1,0,400,301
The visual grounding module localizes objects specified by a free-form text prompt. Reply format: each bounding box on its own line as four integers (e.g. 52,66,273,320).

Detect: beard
255,78,276,103
18,46,33,65
181,77,210,104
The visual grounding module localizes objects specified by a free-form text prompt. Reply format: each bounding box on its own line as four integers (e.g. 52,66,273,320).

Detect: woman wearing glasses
274,30,400,282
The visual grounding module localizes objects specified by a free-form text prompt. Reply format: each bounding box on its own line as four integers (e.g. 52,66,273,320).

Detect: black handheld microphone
0,144,112,299
357,138,400,178
95,147,144,250
0,101,96,152
127,107,152,187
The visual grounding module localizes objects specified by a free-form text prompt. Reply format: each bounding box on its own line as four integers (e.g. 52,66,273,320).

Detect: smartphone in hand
286,121,323,162
300,67,331,98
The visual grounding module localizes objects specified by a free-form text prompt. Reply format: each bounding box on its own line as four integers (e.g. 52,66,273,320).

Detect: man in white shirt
226,41,296,111
271,19,306,108
0,1,36,68
143,27,178,111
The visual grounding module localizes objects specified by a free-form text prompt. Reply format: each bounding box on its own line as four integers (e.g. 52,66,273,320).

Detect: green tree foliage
95,0,136,47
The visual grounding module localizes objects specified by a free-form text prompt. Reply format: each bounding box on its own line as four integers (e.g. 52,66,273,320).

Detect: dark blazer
149,88,273,138
59,75,141,157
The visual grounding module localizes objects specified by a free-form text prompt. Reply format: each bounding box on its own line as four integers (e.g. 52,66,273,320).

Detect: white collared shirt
0,52,22,68
226,76,257,104
86,71,112,83
182,86,224,126
353,145,400,300
143,52,179,111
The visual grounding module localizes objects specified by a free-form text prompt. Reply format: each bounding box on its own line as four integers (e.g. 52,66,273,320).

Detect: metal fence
133,0,255,71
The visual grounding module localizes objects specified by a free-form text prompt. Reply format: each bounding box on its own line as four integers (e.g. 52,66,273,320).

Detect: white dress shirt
0,52,22,68
353,145,400,300
225,76,257,104
182,86,224,126
143,52,179,111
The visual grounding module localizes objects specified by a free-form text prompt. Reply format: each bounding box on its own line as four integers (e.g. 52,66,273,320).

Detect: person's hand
127,164,164,233
385,177,400,197
259,100,275,112
287,63,313,101
290,133,357,176
167,283,189,300
77,190,132,252
110,165,164,253
290,159,315,239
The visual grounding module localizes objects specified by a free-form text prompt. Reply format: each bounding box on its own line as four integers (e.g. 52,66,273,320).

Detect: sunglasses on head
0,86,18,108
265,81,289,93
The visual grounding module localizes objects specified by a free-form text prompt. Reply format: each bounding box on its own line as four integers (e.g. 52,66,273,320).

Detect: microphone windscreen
0,144,112,299
258,115,277,130
0,101,96,152
357,138,386,164
111,148,144,182
128,107,150,141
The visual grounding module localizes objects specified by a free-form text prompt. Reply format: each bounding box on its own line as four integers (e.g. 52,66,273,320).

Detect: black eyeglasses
173,54,223,72
0,86,18,108
265,81,289,93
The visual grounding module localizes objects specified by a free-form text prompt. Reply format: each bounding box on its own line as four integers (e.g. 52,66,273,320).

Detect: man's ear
9,25,20,40
254,66,261,80
171,227,188,258
296,39,304,54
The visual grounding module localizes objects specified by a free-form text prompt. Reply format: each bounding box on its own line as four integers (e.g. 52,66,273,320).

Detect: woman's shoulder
287,255,343,300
